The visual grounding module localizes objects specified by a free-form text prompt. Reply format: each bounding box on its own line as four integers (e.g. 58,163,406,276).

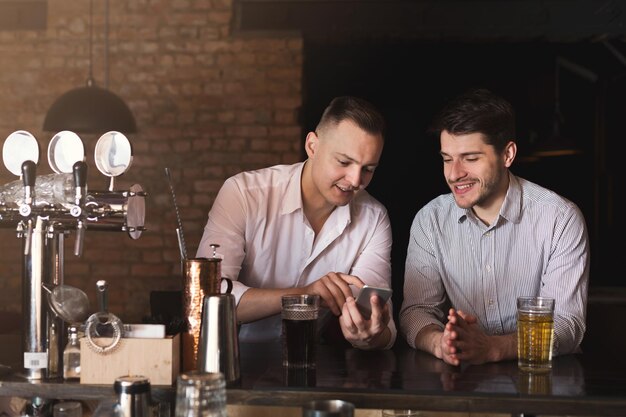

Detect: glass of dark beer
283,366,316,387
281,294,320,368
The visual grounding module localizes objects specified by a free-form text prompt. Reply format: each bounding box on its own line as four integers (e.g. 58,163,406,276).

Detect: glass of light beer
517,296,555,372
281,294,320,368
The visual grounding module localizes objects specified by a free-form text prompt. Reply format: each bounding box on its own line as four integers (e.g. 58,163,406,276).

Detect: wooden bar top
1,333,626,415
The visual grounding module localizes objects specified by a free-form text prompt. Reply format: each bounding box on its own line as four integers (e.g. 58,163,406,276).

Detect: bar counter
2,332,626,416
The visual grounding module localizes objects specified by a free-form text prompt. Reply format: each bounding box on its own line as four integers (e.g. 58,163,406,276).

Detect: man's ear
304,131,319,158
504,141,517,167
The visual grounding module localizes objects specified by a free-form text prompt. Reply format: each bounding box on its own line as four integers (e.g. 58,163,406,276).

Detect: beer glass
302,400,354,417
283,366,316,387
53,402,82,417
518,370,553,395
281,294,320,368
175,371,227,417
517,296,555,372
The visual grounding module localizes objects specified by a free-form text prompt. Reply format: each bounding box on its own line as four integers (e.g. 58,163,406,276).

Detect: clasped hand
439,308,493,366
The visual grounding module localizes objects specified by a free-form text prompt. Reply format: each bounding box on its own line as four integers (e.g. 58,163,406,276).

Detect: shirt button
488,299,494,306
486,265,491,272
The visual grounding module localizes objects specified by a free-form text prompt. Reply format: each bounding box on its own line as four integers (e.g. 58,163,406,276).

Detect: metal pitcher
197,294,240,386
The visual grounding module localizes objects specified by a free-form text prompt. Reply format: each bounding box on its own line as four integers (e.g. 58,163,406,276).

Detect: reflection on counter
225,405,512,417
0,402,516,417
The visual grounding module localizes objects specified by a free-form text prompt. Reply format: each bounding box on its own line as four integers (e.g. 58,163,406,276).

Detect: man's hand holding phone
355,285,393,319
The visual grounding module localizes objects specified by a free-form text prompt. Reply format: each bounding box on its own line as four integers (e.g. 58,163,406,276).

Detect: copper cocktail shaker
181,244,222,371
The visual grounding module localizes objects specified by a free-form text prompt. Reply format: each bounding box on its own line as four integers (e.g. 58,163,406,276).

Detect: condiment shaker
114,376,153,417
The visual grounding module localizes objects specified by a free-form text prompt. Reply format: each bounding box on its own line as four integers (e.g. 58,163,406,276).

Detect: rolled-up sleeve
197,177,250,306
350,207,397,349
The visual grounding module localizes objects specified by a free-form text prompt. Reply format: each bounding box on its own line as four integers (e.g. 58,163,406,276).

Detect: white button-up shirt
198,162,396,345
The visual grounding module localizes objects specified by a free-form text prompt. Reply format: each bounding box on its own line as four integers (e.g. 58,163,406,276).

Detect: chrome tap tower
0,130,146,380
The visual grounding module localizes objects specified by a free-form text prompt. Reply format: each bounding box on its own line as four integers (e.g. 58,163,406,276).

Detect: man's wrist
415,324,444,358
351,326,390,350
489,333,518,362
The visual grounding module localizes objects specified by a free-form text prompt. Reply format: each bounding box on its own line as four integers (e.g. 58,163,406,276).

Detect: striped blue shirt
399,173,590,355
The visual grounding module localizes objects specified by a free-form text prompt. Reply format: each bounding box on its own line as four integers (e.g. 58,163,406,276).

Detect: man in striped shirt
399,88,590,365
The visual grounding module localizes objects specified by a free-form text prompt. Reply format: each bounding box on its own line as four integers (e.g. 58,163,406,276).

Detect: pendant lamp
43,0,136,134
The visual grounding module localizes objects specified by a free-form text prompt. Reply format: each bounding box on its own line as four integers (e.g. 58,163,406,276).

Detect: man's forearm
236,286,308,323
487,333,518,362
415,324,445,359
236,287,289,323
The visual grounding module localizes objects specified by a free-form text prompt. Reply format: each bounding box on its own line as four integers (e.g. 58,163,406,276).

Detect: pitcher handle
220,277,233,294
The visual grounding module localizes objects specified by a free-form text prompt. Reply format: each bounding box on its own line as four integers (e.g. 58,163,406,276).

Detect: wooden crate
80,334,180,386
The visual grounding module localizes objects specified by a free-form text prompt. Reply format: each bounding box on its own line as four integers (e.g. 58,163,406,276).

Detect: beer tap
71,161,88,256
20,160,36,212
0,129,147,381
20,160,37,256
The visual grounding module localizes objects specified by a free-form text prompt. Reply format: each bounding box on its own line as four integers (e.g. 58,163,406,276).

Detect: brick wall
0,0,303,322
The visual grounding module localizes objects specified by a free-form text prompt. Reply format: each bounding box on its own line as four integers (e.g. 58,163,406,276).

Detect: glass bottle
63,325,81,380
175,371,227,417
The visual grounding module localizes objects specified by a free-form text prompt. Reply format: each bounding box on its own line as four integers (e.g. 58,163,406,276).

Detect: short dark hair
316,96,385,139
429,88,515,153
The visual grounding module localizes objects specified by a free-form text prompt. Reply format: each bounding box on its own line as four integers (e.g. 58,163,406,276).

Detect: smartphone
355,285,393,319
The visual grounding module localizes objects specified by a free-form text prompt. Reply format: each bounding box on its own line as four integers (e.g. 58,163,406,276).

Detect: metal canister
114,376,152,417
197,294,240,386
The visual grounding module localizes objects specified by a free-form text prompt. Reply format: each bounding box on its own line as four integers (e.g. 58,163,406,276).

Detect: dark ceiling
234,0,626,42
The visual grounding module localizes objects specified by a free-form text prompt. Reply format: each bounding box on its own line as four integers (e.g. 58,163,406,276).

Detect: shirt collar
499,172,522,224
282,161,306,215
281,160,352,227
455,171,521,224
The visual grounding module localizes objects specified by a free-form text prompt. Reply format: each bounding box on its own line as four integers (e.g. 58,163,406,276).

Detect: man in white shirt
197,96,396,350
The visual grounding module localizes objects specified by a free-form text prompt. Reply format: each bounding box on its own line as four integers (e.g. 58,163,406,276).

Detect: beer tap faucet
20,160,37,256
71,161,88,257
20,160,36,216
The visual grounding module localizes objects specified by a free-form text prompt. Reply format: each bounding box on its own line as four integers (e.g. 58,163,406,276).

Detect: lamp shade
43,84,137,134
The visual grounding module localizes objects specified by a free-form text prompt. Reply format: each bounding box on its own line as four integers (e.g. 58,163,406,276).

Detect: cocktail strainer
85,280,123,354
43,283,90,324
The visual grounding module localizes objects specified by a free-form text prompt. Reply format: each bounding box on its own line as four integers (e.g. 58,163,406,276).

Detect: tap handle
73,161,88,207
21,160,37,209
21,160,36,187
73,160,88,188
